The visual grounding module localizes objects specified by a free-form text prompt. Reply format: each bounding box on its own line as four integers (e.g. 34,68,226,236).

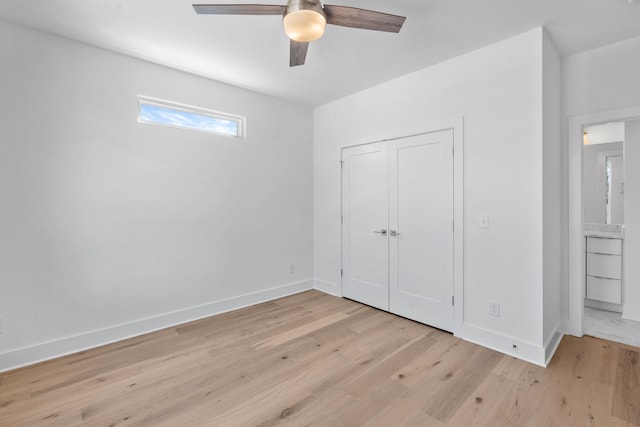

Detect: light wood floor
1,290,639,426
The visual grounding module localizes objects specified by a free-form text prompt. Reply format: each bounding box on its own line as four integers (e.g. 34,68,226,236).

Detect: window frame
137,95,246,139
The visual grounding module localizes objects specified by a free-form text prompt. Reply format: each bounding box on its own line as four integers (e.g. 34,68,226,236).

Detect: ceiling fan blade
193,4,286,15
323,5,406,33
290,40,309,67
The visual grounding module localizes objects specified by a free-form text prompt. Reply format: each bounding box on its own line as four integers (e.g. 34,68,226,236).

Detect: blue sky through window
139,101,241,137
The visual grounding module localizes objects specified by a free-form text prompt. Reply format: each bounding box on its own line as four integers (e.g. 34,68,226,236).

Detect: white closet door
341,142,389,311
388,130,454,332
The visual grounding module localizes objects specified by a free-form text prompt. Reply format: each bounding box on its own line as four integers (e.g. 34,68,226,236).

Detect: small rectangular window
138,96,245,138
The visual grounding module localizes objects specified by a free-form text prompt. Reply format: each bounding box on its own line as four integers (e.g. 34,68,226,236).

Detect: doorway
341,130,455,332
568,106,640,347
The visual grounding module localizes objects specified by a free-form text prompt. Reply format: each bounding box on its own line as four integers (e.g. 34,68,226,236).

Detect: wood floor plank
253,311,350,350
281,388,355,426
318,379,409,427
342,334,437,397
612,348,640,424
392,335,463,388
492,355,530,382
422,347,504,422
1,290,638,426
445,372,519,426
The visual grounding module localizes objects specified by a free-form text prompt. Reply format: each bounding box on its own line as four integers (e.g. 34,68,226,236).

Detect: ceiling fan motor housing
283,0,327,42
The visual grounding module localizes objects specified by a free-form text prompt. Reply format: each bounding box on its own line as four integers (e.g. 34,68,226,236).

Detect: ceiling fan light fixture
283,0,326,42
193,0,406,66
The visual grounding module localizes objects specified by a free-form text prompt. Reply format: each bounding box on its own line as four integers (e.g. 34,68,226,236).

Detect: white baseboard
543,320,564,366
0,280,313,373
560,317,580,337
622,303,640,322
455,322,549,367
313,278,340,297
586,298,623,313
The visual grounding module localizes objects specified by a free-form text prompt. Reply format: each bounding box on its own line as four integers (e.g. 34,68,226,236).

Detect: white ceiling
585,122,626,145
2,0,640,106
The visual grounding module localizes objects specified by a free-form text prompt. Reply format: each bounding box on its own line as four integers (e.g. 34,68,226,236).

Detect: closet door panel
341,142,389,310
388,130,454,332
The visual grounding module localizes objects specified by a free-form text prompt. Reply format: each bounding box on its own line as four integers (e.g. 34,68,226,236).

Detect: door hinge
341,215,343,224
339,160,344,169
452,296,455,306
452,146,454,157
341,269,343,277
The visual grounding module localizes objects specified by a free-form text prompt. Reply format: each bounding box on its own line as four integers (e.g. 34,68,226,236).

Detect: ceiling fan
193,0,406,67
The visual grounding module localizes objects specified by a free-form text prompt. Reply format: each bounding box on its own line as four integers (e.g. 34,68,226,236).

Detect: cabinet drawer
587,253,622,279
587,237,622,255
587,276,622,304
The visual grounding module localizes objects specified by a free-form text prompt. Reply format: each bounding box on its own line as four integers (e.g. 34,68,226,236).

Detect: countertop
584,223,625,239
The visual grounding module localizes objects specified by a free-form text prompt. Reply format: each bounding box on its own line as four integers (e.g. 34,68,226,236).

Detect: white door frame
567,106,640,336
340,118,464,334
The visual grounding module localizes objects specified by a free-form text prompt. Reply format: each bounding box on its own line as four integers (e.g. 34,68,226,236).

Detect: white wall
542,31,563,357
563,35,640,329
314,28,558,365
0,20,314,371
564,35,640,117
624,119,640,320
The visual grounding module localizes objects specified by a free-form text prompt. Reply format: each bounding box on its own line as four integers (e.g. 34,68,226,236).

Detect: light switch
489,301,501,317
479,213,489,229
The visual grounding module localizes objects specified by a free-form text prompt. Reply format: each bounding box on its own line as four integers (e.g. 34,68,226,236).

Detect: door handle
373,229,388,235
389,230,400,237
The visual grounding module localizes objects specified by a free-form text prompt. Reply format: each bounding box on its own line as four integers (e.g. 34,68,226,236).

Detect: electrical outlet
489,301,501,317
479,213,489,229
289,264,295,274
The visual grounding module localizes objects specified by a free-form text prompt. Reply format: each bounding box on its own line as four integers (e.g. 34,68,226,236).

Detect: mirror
606,155,624,224
583,122,625,225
